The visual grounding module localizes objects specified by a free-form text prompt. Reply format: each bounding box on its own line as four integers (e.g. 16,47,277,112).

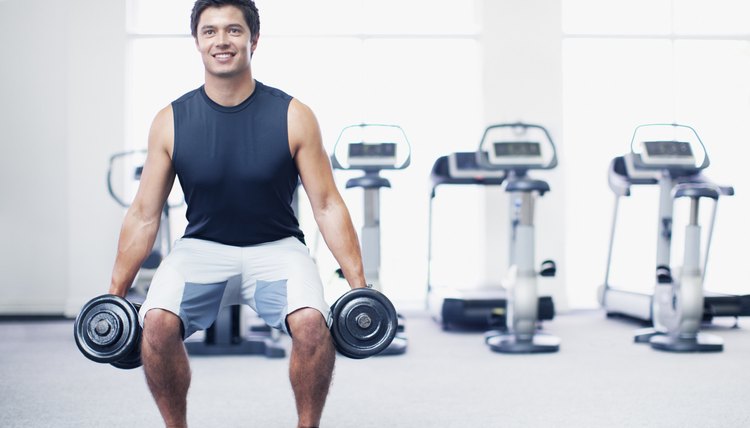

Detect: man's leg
142,309,191,428
287,307,336,428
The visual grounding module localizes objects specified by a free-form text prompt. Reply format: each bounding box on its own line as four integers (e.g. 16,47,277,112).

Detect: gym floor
2,310,749,428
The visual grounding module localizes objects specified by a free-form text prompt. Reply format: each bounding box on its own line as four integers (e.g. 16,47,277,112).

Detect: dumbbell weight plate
330,288,397,359
74,295,141,366
110,303,143,370
109,335,142,369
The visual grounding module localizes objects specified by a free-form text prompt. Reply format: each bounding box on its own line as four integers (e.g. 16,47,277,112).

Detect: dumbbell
73,294,142,370
329,287,398,359
75,289,396,364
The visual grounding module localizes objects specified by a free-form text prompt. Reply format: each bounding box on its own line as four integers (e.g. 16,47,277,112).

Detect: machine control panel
331,124,411,171
348,142,397,168
489,141,543,166
447,152,504,179
640,140,695,166
629,124,708,171
478,123,557,170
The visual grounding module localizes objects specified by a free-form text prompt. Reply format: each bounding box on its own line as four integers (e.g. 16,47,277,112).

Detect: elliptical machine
600,123,740,352
478,123,561,354
330,123,409,356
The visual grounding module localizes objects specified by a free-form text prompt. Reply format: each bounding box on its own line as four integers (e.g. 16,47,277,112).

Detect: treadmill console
448,152,504,179
331,124,411,171
478,123,557,170
489,141,543,166
629,124,708,171
640,140,695,166
348,142,397,168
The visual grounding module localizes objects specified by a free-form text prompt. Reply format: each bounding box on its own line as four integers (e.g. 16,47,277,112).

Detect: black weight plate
110,303,143,370
335,291,396,358
110,335,142,369
331,288,397,359
74,295,140,364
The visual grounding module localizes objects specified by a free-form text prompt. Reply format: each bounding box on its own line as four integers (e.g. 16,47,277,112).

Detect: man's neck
204,73,256,107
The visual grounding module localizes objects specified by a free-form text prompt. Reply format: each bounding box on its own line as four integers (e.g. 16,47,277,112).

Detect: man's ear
251,35,259,56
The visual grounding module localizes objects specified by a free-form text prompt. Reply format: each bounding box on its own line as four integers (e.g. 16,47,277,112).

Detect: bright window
563,0,750,307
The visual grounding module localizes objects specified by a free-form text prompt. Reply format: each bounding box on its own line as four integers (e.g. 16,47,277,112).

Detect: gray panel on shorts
254,279,288,332
180,281,228,338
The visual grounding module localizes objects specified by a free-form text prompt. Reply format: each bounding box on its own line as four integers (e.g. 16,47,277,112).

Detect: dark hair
190,0,260,41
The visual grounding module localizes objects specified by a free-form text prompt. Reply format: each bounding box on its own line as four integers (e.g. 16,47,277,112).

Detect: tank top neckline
199,81,261,113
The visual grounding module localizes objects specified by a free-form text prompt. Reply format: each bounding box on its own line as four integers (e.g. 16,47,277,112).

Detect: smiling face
194,5,257,80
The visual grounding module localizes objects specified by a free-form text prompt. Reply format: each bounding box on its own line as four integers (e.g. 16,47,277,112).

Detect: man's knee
143,309,184,348
287,308,330,346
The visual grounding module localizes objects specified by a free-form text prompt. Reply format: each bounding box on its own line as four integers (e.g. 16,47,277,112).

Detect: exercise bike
330,123,409,356
600,123,742,352
477,123,560,353
426,151,556,331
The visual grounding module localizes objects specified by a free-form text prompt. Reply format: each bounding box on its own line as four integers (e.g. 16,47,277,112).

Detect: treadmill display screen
454,152,480,170
644,141,693,158
349,142,396,159
493,142,541,158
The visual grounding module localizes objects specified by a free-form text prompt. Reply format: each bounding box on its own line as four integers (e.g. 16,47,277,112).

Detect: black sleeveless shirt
171,81,304,246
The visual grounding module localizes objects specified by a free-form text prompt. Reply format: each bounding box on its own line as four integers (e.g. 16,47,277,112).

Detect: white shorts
139,236,331,338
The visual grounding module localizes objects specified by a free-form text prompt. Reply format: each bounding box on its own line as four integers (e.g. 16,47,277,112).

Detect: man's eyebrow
200,23,245,31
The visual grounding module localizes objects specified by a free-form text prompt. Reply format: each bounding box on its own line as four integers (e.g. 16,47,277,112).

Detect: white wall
480,0,568,310
64,0,127,317
0,0,68,314
0,0,570,316
0,0,125,316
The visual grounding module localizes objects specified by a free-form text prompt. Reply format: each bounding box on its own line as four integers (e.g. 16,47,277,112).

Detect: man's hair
190,0,260,41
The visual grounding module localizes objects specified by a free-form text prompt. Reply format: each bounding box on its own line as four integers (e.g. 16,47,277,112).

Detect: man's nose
216,30,229,46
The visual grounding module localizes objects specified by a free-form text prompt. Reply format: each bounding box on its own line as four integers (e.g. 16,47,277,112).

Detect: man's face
195,5,257,79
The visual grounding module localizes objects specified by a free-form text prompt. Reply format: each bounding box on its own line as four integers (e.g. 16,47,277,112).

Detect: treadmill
600,123,750,324
427,151,554,330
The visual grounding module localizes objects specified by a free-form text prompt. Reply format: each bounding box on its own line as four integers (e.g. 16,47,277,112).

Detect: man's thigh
240,237,330,333
140,238,242,338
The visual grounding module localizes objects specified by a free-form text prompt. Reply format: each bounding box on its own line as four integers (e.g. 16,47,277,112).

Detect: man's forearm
109,210,161,296
315,202,367,289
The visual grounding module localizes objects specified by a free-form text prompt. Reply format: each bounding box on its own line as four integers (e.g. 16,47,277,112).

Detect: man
108,1,367,426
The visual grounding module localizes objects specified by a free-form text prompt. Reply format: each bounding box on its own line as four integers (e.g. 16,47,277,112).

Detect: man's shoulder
255,81,293,103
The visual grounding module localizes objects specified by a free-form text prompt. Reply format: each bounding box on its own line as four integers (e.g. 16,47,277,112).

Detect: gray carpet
1,311,749,428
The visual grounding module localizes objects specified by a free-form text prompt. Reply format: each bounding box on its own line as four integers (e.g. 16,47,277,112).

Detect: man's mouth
213,52,235,61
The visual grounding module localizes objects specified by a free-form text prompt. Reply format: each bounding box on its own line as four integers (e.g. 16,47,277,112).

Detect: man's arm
289,99,367,290
109,106,176,297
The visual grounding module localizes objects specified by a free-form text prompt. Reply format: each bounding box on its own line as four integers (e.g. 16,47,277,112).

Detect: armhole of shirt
170,102,179,168
286,97,295,161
